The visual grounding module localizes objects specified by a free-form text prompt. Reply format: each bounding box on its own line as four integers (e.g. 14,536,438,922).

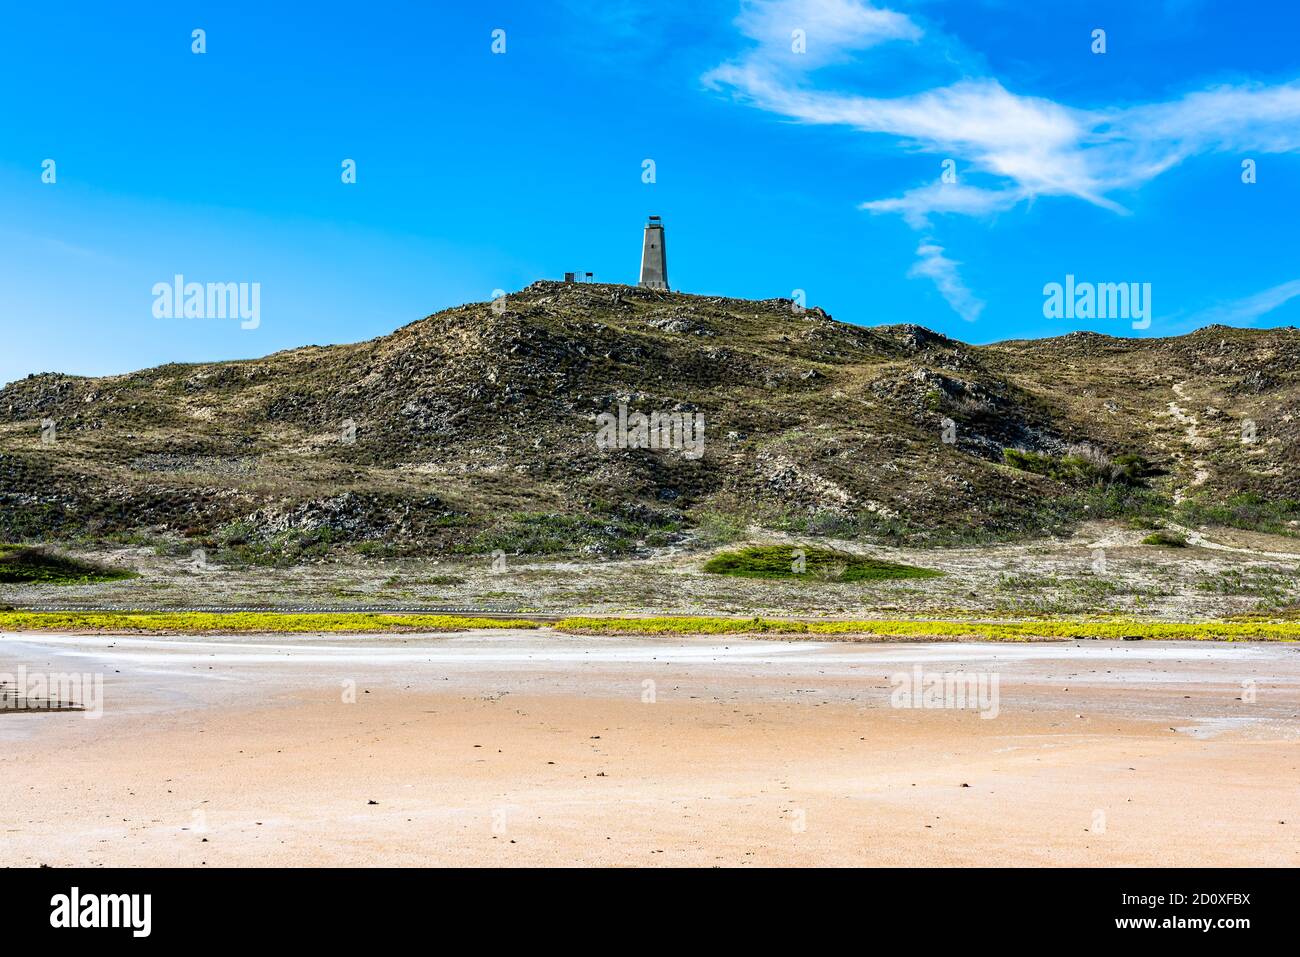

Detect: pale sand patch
1,632,1296,867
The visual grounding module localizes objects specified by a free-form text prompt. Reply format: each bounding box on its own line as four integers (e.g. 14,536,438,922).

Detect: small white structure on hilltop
638,215,669,290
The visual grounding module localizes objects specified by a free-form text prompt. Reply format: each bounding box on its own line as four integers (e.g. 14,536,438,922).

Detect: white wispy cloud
733,0,921,66
908,242,984,322
705,0,1300,321
708,2,1300,213
1185,279,1300,327
859,181,1026,230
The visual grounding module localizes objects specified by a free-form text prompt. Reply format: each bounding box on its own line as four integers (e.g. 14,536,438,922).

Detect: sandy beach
1,631,1297,867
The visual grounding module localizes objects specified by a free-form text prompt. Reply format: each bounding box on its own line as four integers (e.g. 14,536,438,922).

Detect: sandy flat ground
13,520,1300,621
1,630,1297,867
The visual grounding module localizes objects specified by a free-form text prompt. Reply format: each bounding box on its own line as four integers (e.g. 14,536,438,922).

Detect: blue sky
3,0,1299,385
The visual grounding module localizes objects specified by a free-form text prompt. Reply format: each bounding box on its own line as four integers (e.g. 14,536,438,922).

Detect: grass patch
1175,492,1300,537
208,524,349,566
383,574,466,588
766,485,1172,549
0,545,137,585
1141,531,1188,547
1002,447,1155,487
0,611,541,634
554,616,1300,641
1196,568,1295,601
461,510,681,557
689,508,752,546
997,573,1061,591
1126,516,1165,531
702,545,941,582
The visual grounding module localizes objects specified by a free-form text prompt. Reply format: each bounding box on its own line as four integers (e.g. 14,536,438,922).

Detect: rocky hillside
2,281,1298,561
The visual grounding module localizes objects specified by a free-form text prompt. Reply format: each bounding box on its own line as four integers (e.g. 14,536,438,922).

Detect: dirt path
1163,522,1300,561
1167,382,1212,504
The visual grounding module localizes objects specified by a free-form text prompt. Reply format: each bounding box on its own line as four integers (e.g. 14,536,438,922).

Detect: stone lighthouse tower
638,215,669,290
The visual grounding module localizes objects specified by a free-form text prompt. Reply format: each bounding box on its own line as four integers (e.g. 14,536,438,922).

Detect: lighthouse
638,215,669,290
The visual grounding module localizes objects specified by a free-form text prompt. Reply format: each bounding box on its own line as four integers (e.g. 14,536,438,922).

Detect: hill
2,281,1298,562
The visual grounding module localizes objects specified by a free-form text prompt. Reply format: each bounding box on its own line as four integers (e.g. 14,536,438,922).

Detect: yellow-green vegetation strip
2,612,1296,642
0,612,543,634
553,616,1300,641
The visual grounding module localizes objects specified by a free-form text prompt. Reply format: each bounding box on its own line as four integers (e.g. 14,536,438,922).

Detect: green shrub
1141,530,1188,548
702,545,941,582
0,545,137,585
1003,445,1155,488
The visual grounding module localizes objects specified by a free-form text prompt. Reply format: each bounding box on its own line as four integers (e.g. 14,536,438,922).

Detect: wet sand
1,631,1297,866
